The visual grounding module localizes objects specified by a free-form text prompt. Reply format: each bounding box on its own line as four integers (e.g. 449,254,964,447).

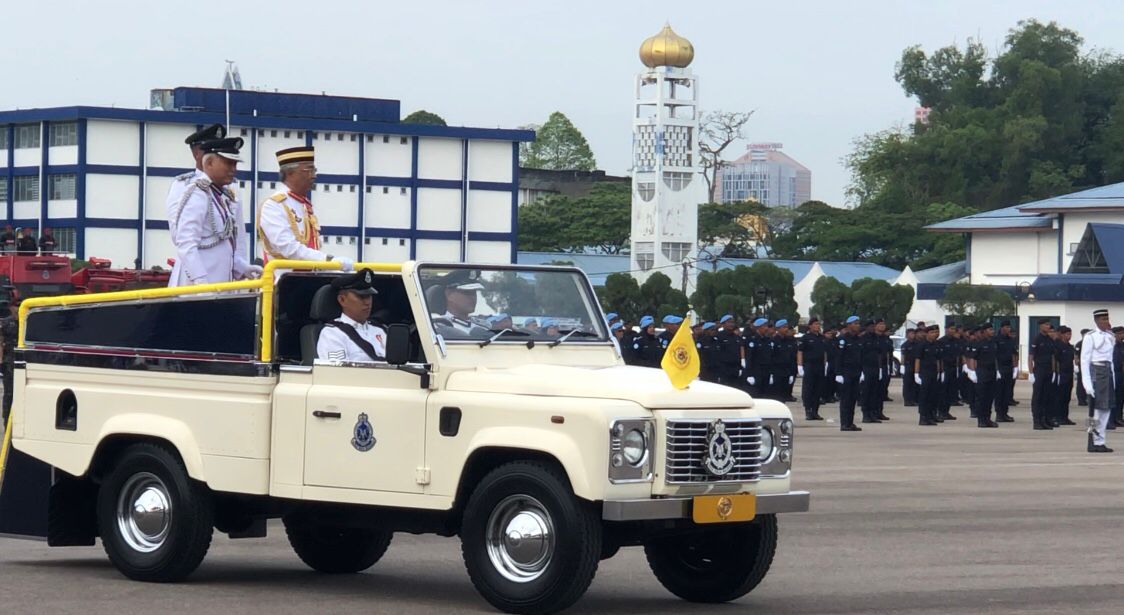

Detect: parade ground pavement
2,380,1123,614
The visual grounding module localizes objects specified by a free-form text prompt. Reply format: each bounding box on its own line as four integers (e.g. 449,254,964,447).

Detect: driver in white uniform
316,269,386,362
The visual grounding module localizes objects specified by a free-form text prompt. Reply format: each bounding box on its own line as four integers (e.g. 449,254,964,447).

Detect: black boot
996,414,1014,422
978,418,998,428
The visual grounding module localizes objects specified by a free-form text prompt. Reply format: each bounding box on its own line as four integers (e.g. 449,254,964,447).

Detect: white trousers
1091,409,1111,446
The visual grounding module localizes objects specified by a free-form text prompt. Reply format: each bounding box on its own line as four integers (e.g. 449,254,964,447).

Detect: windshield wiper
478,328,530,347
549,329,598,348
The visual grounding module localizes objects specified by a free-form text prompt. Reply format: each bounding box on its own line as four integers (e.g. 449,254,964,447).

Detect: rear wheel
96,443,213,582
460,461,601,615
644,514,777,603
284,520,393,574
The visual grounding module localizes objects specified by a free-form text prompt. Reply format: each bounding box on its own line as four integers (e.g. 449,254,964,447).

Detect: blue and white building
0,87,533,267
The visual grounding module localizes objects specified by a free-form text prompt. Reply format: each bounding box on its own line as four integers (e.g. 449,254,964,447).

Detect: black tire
284,520,393,573
96,442,213,582
644,514,778,603
460,461,601,615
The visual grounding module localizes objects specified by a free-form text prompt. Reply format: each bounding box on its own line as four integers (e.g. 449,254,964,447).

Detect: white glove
769,375,774,385
798,365,805,377
939,372,944,382
835,375,844,384
1075,365,1080,375
1013,367,1019,379
740,358,746,369
878,368,884,380
824,365,829,375
860,373,865,383
962,364,969,374
1053,374,1059,385
1087,385,1095,399
914,374,922,385
967,370,978,384
747,377,756,385
243,264,263,280
900,365,906,376
334,256,355,272
1029,373,1035,384
788,376,794,385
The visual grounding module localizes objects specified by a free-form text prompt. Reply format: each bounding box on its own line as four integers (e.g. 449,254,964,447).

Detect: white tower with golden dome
630,24,705,292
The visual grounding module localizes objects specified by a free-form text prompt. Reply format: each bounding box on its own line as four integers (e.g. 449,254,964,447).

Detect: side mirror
385,323,411,365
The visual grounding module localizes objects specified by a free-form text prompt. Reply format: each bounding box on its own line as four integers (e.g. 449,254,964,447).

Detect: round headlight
759,427,776,463
621,429,647,466
779,419,793,436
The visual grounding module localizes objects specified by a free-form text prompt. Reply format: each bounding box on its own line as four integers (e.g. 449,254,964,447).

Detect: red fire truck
0,254,170,301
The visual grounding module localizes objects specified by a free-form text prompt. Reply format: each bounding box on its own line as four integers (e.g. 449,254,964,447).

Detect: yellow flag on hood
660,314,700,389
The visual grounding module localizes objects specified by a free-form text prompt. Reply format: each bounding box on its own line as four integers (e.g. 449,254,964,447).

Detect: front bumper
601,490,810,521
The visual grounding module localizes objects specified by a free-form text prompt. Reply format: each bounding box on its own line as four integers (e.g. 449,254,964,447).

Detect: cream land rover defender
4,260,808,614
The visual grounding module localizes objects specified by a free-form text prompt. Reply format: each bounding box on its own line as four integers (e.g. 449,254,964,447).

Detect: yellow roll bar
17,259,403,362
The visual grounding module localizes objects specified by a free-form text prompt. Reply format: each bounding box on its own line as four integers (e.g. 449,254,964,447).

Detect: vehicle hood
443,364,754,409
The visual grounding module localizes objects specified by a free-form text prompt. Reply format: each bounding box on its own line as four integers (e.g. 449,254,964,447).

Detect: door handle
312,410,342,419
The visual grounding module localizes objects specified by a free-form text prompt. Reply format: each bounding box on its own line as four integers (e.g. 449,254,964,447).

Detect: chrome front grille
665,419,763,484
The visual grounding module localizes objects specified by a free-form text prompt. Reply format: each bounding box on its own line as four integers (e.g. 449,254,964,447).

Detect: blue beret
753,317,768,327
720,314,734,323
640,315,655,327
605,312,618,321
662,315,683,324
845,315,860,324
703,321,716,329
610,321,623,331
775,319,789,328
541,318,557,328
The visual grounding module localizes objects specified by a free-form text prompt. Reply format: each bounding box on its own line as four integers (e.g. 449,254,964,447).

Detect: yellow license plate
692,493,756,524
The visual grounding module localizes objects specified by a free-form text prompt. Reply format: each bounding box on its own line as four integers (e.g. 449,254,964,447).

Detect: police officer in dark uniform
939,325,960,421
835,316,864,431
916,324,943,425
823,326,840,403
631,315,662,368
1054,326,1077,426
966,322,1000,427
696,321,721,383
619,318,638,365
0,295,18,425
961,326,977,412
876,319,894,404
747,319,775,399
901,328,918,406
772,319,797,401
1029,318,1056,430
797,317,827,421
994,320,1017,422
859,320,883,423
1111,327,1124,429
657,315,683,359
715,315,742,387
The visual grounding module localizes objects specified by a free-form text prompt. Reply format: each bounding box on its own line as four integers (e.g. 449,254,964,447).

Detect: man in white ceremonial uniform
164,124,227,235
430,269,489,338
257,146,354,272
317,269,385,362
1080,308,1116,453
167,138,261,286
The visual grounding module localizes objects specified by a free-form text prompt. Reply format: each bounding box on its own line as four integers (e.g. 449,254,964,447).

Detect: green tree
689,263,798,322
600,272,643,322
809,276,852,327
696,200,770,258
401,110,447,126
639,273,689,320
850,278,915,331
938,282,1017,326
521,111,597,171
517,182,630,253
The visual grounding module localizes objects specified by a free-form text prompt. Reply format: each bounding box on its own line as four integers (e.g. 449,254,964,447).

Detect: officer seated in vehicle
314,269,386,362
428,269,490,338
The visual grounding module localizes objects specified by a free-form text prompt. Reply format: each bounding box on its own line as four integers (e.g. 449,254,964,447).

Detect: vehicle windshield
418,265,609,343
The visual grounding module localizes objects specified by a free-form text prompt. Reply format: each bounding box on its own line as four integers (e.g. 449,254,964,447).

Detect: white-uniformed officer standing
257,146,354,271
167,138,261,286
165,124,226,233
316,269,386,362
1081,308,1116,453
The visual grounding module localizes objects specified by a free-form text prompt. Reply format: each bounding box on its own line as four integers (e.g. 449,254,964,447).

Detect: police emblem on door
351,412,376,452
703,420,736,476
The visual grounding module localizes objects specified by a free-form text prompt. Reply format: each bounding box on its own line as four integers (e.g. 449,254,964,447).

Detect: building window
400,137,408,144
365,186,371,193
323,184,330,192
349,237,356,245
298,131,304,139
350,134,356,142
284,131,291,138
336,185,343,192
399,239,405,246
335,236,343,244
382,186,389,194
258,130,265,136
364,237,370,245
0,129,7,149
49,227,77,253
240,128,248,136
270,130,277,137
400,187,407,195
239,181,245,188
381,238,388,245
270,182,276,189
337,133,344,141
15,124,40,149
48,174,76,200
49,122,77,147
661,242,691,262
14,176,39,201
367,135,373,143
383,136,389,143
0,180,6,201
350,185,356,193
312,132,318,140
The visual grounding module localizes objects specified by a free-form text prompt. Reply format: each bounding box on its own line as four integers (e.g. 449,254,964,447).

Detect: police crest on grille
703,419,736,476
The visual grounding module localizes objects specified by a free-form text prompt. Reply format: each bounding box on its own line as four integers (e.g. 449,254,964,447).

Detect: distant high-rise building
716,143,811,207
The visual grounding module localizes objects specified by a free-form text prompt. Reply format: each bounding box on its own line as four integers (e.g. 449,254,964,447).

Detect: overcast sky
4,1,1122,205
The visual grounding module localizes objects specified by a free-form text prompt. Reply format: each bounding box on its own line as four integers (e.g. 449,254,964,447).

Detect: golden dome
639,24,695,68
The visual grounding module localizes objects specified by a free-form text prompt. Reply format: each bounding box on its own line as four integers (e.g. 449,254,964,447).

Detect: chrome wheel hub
116,472,172,553
485,495,555,583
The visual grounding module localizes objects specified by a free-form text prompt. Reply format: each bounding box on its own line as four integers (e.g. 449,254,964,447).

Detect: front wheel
644,514,778,603
96,443,214,582
284,520,393,573
460,461,601,615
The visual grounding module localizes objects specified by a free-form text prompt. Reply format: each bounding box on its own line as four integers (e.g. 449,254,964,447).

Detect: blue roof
1018,182,1124,212
1030,273,1124,301
914,261,967,284
1089,224,1124,274
516,252,629,286
710,257,816,281
926,204,1053,232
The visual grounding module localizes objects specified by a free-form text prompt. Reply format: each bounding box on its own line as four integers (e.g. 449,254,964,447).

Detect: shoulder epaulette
269,192,287,203
174,171,195,181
